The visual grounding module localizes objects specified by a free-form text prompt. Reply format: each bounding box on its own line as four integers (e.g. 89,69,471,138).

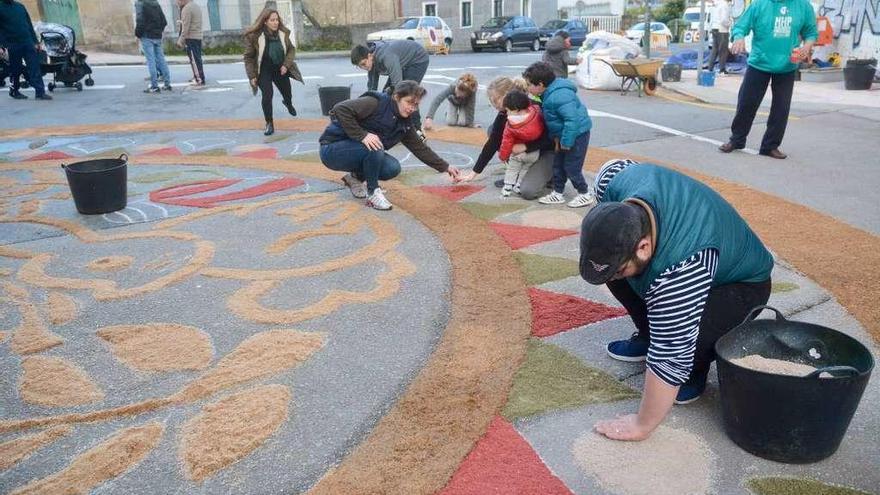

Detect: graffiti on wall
819,0,880,47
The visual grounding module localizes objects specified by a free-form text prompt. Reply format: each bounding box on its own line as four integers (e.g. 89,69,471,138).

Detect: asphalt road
4,49,878,234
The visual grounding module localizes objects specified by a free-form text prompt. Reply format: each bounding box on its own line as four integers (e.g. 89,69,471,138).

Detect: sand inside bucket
731,355,831,378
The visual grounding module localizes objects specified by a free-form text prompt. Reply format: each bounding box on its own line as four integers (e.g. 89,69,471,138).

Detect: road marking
504,65,528,69
591,109,759,155
302,76,324,80
22,84,125,91
92,65,145,69
429,67,467,72
465,66,498,69
656,92,798,120
338,73,365,77
217,78,250,84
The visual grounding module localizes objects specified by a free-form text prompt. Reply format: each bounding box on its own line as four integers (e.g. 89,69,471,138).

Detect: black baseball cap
579,202,645,285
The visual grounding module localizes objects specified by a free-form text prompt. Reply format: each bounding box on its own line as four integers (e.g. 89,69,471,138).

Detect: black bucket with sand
715,305,874,464
62,154,128,214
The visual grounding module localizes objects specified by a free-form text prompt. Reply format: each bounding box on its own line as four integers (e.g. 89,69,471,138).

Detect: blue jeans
320,139,402,194
552,131,591,194
8,43,45,96
141,38,171,89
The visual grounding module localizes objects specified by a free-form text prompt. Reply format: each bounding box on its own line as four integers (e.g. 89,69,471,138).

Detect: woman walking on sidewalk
243,9,303,136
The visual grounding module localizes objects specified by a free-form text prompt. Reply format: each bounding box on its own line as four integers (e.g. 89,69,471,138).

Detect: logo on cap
589,259,609,272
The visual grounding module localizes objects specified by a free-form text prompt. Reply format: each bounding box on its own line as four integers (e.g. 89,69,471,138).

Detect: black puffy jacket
135,0,167,39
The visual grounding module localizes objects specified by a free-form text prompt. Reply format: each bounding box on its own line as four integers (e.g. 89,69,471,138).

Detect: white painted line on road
422,74,450,79
591,110,759,155
465,66,497,69
21,84,125,91
302,76,324,79
338,73,366,77
197,87,234,93
429,67,467,72
504,65,528,69
217,78,250,84
92,65,144,69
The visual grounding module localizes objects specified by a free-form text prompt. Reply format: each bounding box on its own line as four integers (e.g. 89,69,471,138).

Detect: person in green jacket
719,0,817,159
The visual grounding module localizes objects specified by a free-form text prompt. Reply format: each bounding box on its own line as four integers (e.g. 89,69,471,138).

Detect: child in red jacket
499,90,545,197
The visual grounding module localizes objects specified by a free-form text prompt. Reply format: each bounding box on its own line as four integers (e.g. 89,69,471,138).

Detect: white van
683,6,712,31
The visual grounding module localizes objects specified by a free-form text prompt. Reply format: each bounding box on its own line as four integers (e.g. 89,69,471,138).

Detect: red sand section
419,185,484,202
489,223,578,250
440,416,573,495
138,147,183,157
530,288,628,337
30,150,73,161
149,177,304,208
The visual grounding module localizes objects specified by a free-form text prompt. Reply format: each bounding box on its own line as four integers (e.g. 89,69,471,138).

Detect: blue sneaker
606,332,649,362
675,374,708,405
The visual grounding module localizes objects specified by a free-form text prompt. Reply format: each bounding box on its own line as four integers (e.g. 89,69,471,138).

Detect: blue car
471,16,541,52
538,19,589,48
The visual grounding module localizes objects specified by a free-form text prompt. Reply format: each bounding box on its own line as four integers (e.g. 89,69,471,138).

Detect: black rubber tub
715,305,874,463
62,154,128,214
318,86,352,116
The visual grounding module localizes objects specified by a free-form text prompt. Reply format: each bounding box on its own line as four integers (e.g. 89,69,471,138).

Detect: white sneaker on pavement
538,191,566,205
366,188,392,210
567,191,596,208
342,173,367,198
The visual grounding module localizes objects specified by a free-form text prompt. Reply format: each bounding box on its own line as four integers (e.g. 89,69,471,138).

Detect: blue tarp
666,49,748,73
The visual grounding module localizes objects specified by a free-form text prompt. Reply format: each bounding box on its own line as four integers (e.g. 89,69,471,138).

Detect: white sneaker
342,173,367,199
513,184,522,195
501,184,513,197
366,188,392,210
567,191,596,208
538,191,566,205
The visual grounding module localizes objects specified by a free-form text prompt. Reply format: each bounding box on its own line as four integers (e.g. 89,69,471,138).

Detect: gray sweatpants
503,150,540,187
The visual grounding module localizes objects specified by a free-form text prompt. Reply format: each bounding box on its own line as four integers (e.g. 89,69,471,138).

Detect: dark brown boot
719,142,743,153
760,148,787,159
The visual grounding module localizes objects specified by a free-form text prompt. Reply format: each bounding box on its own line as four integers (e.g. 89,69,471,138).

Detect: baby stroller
34,22,94,91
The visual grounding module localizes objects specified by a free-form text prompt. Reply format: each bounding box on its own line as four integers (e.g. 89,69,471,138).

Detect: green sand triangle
747,477,872,495
502,339,639,420
513,252,579,286
196,148,229,156
264,134,290,144
132,172,181,184
459,202,528,221
771,282,800,293
396,167,436,186
287,152,320,163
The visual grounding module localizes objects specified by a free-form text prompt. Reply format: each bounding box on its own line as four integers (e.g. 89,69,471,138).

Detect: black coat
135,0,167,39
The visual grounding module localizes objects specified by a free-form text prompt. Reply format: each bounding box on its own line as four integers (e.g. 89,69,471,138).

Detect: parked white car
624,22,673,46
367,16,453,53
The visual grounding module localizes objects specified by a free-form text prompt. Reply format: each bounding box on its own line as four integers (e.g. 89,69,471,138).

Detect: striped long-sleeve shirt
595,159,719,386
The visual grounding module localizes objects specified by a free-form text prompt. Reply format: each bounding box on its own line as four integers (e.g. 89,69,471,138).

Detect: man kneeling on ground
580,159,773,441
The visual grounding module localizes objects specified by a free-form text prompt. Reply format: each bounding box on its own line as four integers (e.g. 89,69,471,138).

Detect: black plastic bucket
62,154,128,214
715,305,874,464
661,64,682,82
318,86,352,115
843,65,875,90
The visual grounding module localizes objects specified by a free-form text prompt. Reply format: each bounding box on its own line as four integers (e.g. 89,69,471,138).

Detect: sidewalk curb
88,50,349,66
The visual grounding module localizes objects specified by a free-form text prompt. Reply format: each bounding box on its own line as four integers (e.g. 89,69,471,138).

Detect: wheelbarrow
599,58,665,97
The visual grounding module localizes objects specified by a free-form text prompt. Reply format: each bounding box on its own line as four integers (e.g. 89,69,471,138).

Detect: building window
423,2,437,17
460,0,472,27
493,0,503,17
521,0,530,17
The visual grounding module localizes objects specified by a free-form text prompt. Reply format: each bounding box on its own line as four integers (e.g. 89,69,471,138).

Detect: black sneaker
9,90,28,100
162,85,173,91
144,87,160,94
284,100,297,116
34,94,53,100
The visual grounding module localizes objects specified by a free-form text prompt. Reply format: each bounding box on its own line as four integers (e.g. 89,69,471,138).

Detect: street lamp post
698,0,707,83
644,0,652,58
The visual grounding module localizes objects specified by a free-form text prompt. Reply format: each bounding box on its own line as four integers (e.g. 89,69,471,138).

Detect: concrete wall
817,0,880,60
78,1,137,51
305,0,397,26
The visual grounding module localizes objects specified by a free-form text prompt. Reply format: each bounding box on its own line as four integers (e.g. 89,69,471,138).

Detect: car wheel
444,38,452,53
504,39,513,52
531,38,540,51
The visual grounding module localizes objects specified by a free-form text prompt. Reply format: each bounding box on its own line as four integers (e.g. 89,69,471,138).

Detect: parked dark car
471,16,540,52
539,19,588,48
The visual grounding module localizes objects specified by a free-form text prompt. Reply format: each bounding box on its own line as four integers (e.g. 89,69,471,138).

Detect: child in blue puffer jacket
522,62,596,208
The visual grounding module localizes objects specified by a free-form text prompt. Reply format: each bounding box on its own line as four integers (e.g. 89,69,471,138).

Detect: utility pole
643,0,652,58
698,0,707,83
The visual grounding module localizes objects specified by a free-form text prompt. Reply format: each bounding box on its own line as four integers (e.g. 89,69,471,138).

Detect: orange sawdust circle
86,256,133,272
2,120,877,493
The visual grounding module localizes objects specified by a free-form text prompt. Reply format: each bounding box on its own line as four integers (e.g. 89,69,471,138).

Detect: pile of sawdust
43,291,77,325
573,426,714,495
9,423,163,495
97,323,213,371
86,256,133,272
20,356,104,407
0,425,72,470
180,384,290,482
731,355,828,377
746,476,873,495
